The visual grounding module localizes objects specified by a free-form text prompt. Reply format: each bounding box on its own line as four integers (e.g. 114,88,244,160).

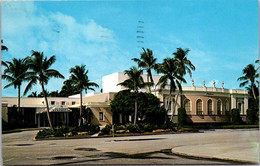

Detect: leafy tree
110,90,166,125
2,58,29,113
156,58,186,121
230,108,242,125
117,67,148,125
132,48,158,93
68,65,99,126
172,48,195,121
177,107,187,127
237,64,258,100
24,51,64,131
246,108,257,125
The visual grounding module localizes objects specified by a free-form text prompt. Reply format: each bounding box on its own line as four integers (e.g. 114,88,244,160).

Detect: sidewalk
2,127,44,134
171,141,259,164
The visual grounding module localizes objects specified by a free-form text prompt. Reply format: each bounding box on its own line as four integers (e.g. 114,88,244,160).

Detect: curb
171,148,259,164
2,128,44,134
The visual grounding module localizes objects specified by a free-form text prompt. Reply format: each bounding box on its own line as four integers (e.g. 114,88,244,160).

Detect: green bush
178,107,187,127
125,123,140,133
35,129,54,138
247,108,257,125
54,129,64,137
231,109,242,125
101,125,111,135
114,124,125,131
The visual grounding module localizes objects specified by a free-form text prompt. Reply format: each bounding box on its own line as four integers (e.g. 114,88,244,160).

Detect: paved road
2,129,259,165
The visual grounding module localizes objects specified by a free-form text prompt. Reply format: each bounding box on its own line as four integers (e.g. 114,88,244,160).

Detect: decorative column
231,94,236,109
244,97,248,115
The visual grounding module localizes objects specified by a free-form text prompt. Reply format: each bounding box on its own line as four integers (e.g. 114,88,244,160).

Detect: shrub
54,129,64,137
231,109,242,125
101,125,111,135
178,108,187,127
35,129,54,138
125,123,139,133
114,124,125,131
247,108,257,125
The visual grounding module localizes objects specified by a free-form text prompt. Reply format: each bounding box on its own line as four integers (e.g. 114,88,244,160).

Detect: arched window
184,99,191,115
207,99,213,115
217,100,221,115
196,99,203,115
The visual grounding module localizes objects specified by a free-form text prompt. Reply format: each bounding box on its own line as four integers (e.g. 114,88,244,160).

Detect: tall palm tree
68,65,99,126
156,58,186,121
24,51,64,131
132,48,157,93
118,66,148,125
2,58,29,113
237,64,258,100
1,40,8,52
59,80,80,97
172,48,195,119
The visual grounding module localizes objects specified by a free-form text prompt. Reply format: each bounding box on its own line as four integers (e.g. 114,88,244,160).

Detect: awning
36,105,72,114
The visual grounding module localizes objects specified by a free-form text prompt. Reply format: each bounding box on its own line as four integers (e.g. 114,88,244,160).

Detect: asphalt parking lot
2,128,259,165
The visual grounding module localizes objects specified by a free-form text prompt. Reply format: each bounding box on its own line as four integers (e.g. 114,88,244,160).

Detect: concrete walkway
171,129,259,164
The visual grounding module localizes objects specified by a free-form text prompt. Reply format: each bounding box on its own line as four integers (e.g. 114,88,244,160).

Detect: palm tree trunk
41,82,54,131
18,85,21,125
134,93,138,125
251,84,257,100
147,73,151,93
170,91,180,121
78,90,83,126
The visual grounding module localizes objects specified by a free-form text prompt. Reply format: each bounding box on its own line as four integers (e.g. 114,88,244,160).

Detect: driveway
2,128,259,165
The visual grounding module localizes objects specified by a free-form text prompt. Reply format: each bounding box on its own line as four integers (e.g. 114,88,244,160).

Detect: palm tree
28,91,38,97
172,48,195,119
118,66,148,125
132,48,157,93
237,64,258,100
1,40,8,52
68,65,99,126
24,51,64,131
2,58,29,113
59,80,80,97
156,58,186,121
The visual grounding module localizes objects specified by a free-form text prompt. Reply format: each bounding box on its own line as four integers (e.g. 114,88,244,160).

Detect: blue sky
1,0,259,97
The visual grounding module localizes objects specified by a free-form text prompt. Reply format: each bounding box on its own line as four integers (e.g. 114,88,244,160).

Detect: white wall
102,72,162,93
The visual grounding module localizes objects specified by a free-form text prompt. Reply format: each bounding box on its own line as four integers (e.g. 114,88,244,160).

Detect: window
207,100,213,115
184,99,191,115
99,112,104,121
61,101,66,105
196,99,202,115
72,101,76,105
51,101,55,105
217,100,221,115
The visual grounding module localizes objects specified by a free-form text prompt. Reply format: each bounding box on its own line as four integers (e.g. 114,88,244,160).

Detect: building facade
2,72,248,127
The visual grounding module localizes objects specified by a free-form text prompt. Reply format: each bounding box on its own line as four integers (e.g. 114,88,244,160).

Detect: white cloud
2,1,128,97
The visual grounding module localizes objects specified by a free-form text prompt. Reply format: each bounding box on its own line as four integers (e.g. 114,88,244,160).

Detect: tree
28,91,38,97
156,58,186,121
2,58,29,114
49,90,60,97
132,48,158,93
110,90,166,125
117,67,148,125
59,80,80,97
1,40,8,52
172,48,195,121
177,107,187,127
24,51,64,131
68,65,99,126
237,64,258,100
